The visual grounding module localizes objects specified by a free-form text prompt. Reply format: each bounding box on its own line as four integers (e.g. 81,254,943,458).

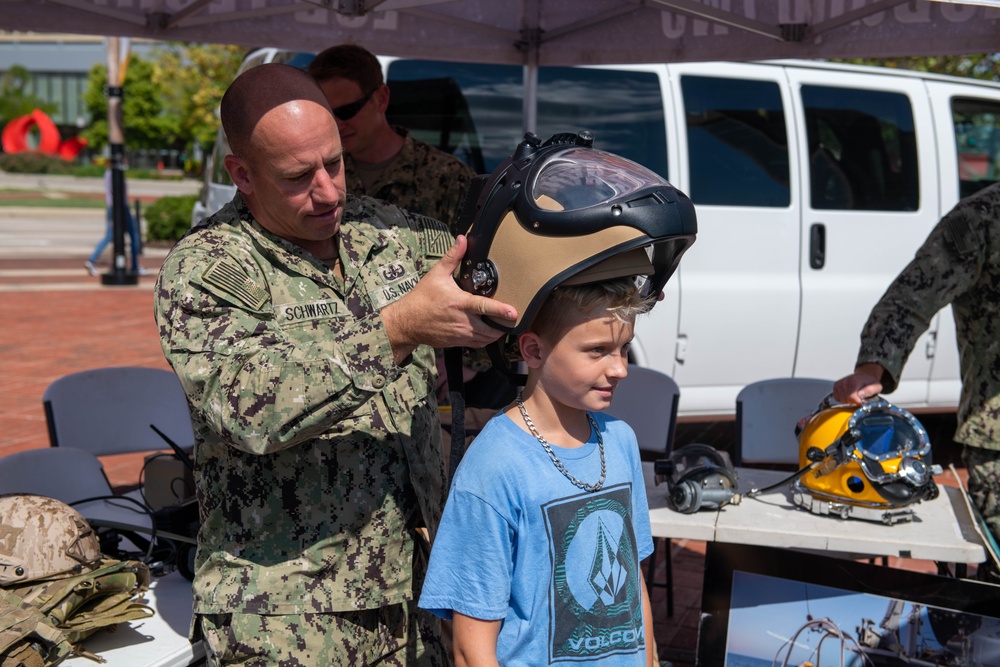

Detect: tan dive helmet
455,130,697,334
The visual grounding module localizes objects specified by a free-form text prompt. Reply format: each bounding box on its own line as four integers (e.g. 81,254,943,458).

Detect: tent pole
102,36,137,286
521,0,541,135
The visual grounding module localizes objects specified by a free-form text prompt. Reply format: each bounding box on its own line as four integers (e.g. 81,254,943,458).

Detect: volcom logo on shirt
543,483,645,662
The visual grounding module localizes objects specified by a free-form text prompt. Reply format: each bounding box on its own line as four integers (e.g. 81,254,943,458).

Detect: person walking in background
832,181,1000,579
85,166,149,276
309,44,513,415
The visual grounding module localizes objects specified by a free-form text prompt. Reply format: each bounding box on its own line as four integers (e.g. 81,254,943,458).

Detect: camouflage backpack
0,494,153,666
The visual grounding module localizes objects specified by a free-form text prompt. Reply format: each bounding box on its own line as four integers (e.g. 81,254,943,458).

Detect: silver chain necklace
516,390,606,492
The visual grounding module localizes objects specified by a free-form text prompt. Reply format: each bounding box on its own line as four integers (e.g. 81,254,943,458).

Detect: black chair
606,366,680,616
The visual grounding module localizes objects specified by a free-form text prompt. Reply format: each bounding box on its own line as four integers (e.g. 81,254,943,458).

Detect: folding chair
43,366,195,461
734,378,834,467
0,447,154,552
606,365,680,616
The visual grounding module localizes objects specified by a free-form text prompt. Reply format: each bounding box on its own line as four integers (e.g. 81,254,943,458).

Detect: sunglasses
332,89,375,121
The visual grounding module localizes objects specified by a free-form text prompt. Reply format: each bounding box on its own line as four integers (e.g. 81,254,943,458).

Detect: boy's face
530,313,634,413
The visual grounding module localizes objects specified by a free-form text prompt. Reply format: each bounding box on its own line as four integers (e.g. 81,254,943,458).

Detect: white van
194,50,1000,420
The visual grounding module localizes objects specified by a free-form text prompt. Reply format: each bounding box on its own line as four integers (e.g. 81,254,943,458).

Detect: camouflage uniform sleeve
154,239,399,456
857,207,986,392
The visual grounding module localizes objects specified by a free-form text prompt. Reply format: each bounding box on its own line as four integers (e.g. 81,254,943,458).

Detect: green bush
0,151,76,174
145,194,198,241
129,168,184,181
71,164,106,178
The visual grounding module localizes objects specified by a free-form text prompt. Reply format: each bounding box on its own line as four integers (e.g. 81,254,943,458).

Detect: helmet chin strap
444,346,467,485
485,338,528,387
445,341,527,485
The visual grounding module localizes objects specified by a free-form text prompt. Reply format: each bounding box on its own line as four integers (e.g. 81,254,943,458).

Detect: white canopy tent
2,1,999,66
3,1,999,130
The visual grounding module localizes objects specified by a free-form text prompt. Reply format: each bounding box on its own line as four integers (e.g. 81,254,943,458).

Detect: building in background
0,31,157,164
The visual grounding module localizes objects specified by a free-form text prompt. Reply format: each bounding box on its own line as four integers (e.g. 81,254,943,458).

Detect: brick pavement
0,219,984,667
0,254,169,486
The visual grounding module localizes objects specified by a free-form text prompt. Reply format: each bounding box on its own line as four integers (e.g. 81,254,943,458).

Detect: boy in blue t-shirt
419,275,658,666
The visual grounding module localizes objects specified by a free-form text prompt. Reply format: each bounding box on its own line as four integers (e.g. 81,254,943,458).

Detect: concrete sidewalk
0,170,201,198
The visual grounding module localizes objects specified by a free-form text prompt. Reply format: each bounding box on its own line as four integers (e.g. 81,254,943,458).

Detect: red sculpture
1,108,87,160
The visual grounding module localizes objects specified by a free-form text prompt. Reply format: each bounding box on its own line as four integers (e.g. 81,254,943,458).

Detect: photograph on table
697,543,1000,667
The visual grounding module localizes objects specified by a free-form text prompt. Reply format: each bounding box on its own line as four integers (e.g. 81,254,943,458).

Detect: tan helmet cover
0,494,102,585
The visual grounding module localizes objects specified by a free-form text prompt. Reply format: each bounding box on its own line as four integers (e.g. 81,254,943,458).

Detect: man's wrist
382,301,417,364
855,362,887,385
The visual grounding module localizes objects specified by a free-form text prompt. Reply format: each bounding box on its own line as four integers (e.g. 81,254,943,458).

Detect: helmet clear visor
531,147,665,211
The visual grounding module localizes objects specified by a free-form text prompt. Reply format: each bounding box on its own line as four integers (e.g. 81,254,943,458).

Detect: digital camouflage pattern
344,126,497,406
154,194,450,617
199,599,446,666
962,445,1000,547
344,127,476,236
856,181,1000,540
0,496,152,664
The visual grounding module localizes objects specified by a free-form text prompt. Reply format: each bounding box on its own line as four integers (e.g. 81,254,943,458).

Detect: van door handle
809,223,826,269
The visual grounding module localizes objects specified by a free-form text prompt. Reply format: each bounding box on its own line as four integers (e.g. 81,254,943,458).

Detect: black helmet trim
456,130,697,335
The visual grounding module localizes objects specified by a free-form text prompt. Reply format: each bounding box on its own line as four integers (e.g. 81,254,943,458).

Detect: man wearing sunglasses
308,44,475,236
309,44,515,419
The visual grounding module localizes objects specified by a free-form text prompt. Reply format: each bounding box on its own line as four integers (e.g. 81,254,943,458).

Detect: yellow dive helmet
791,396,940,525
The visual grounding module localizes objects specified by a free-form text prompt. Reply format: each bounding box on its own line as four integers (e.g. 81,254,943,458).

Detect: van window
952,97,1000,199
680,75,790,207
210,129,233,189
387,60,667,177
387,60,524,174
802,86,918,212
536,67,667,179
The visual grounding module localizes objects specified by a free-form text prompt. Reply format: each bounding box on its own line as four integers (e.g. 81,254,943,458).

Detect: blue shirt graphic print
544,483,645,661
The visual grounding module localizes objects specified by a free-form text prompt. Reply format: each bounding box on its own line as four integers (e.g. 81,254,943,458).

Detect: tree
150,42,246,154
834,54,1000,82
0,64,57,129
81,54,177,152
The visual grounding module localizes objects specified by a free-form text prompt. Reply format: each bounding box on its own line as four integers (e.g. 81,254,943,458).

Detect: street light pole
102,36,137,286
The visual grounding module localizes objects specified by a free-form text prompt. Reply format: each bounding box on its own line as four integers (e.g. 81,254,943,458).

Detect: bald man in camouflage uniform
834,181,1000,573
154,63,516,666
308,44,475,236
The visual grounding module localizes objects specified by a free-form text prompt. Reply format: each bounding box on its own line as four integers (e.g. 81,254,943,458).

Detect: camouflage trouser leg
198,603,448,667
961,444,1000,547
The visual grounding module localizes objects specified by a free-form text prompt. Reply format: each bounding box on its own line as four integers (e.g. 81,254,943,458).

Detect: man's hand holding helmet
833,362,886,405
382,235,517,364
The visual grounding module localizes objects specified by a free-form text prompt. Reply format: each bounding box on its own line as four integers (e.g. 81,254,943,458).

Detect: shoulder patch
411,214,452,258
943,210,977,258
202,259,269,310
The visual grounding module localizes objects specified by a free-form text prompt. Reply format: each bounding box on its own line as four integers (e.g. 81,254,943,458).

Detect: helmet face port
794,396,938,520
457,131,697,334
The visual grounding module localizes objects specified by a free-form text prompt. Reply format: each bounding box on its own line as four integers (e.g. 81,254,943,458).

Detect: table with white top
645,463,987,564
67,569,204,667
